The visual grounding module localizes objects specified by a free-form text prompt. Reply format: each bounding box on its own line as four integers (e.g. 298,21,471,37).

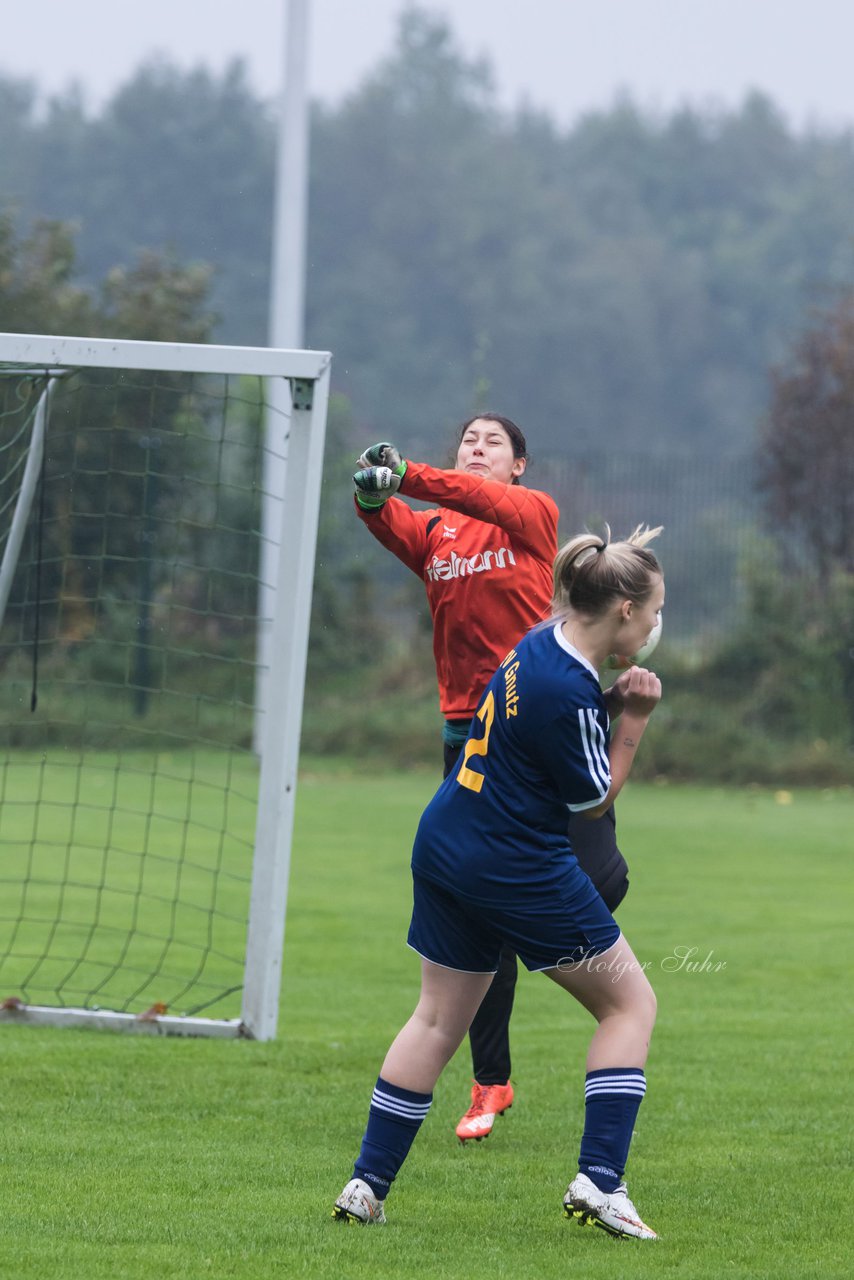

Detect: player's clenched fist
353,464,403,510
356,441,406,473
353,442,408,511
612,666,661,719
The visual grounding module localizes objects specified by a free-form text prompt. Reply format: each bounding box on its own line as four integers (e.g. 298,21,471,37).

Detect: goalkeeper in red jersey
354,415,633,1143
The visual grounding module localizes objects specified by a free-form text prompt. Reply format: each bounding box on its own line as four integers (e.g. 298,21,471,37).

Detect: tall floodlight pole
256,0,311,752
269,0,310,351
245,0,319,1039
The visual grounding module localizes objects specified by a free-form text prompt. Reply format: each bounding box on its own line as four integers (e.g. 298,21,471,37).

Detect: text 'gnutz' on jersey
355,461,559,719
412,623,612,905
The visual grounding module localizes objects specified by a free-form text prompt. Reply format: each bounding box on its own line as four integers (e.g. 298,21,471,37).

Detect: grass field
0,764,851,1278
0,751,258,1017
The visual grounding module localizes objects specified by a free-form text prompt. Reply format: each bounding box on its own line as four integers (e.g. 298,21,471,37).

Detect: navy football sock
578,1067,646,1193
353,1076,433,1201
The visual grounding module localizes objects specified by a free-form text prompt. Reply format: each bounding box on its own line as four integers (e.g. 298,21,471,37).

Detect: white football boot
332,1177,387,1225
563,1173,657,1240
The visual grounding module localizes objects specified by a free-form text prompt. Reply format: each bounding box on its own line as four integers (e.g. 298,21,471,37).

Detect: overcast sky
2,0,854,129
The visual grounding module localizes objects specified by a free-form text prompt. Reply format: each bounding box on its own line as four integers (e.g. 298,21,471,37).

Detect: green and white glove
353,465,402,510
353,442,407,510
355,441,407,471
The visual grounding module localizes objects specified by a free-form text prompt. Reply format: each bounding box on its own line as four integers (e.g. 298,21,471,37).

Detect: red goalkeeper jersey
356,461,559,718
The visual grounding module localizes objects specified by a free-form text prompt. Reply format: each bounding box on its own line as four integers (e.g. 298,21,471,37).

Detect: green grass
0,767,852,1278
0,750,257,1016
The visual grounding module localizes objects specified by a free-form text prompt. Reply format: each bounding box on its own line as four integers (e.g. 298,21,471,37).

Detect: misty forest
1,7,853,779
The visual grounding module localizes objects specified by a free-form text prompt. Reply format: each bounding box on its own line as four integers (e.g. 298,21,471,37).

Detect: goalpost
0,332,331,1040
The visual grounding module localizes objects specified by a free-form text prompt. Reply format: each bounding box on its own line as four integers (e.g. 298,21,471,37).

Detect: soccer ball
604,615,662,670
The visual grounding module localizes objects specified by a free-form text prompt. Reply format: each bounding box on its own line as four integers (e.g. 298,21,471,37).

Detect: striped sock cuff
584,1068,646,1101
370,1076,433,1124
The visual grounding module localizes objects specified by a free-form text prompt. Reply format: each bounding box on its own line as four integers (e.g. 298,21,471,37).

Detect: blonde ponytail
553,524,663,618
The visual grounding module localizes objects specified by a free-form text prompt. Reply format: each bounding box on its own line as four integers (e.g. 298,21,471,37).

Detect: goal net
0,333,330,1040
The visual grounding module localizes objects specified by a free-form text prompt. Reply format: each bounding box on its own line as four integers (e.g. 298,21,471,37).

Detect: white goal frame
0,331,331,1040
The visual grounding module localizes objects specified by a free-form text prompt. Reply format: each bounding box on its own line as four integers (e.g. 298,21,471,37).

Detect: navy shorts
407,867,621,974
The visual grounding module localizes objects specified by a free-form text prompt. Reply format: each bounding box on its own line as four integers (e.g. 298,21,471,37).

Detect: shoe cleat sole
564,1204,622,1237
332,1206,384,1226
563,1201,654,1240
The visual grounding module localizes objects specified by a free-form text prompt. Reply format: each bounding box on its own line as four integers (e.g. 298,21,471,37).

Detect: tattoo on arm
623,736,637,748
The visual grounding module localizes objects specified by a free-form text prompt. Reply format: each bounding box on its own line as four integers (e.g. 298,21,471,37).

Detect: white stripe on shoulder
587,708,612,790
578,707,610,793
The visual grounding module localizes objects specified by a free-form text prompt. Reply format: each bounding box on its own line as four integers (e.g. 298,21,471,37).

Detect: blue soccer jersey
412,622,611,905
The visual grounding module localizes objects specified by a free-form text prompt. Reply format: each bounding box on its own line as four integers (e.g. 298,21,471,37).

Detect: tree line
2,8,854,458
1,6,853,775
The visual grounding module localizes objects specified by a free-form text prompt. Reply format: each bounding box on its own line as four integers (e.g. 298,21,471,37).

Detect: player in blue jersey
353,419,633,1144
334,525,665,1239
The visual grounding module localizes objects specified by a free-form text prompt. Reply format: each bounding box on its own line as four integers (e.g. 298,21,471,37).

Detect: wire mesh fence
538,448,761,647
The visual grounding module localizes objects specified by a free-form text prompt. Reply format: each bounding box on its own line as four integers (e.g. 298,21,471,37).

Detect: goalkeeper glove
353,465,404,510
353,442,407,511
356,441,407,473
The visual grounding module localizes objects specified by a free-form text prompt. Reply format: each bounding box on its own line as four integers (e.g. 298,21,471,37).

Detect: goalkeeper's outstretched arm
353,439,557,553
400,458,557,550
351,428,558,572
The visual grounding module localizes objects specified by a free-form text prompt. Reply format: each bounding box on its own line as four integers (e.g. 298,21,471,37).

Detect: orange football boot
455,1080,514,1142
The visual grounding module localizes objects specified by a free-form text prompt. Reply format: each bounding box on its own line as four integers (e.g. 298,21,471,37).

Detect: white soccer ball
605,615,662,670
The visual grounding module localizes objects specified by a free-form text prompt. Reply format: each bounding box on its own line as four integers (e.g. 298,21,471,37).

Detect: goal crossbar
0,332,330,381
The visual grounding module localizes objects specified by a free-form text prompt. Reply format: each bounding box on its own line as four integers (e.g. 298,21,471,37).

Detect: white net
0,358,296,1026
